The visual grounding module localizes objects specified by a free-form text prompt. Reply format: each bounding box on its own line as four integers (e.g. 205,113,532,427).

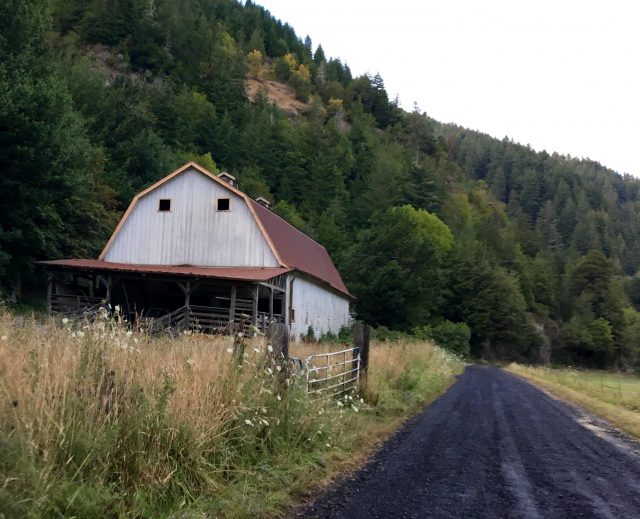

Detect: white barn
41,162,352,339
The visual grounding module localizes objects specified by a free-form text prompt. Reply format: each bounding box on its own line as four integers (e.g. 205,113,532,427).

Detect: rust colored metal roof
39,259,291,282
248,199,351,296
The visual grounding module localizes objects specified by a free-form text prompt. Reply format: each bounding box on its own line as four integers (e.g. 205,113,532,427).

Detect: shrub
414,321,470,358
302,324,316,342
370,325,412,342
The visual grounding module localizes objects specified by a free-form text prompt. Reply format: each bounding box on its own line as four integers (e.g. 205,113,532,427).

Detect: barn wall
289,274,350,339
104,168,279,267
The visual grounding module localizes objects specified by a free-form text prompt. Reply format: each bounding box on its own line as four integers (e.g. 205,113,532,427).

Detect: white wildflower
0,336,7,341
351,405,359,413
186,358,195,367
126,330,133,337
61,318,69,325
253,347,261,353
237,332,244,338
276,365,282,371
266,367,273,375
244,419,253,426
76,331,85,338
133,338,139,344
267,344,273,353
326,444,332,448
336,400,343,407
276,395,282,401
114,305,120,312
261,419,269,426
226,348,234,354
71,332,76,338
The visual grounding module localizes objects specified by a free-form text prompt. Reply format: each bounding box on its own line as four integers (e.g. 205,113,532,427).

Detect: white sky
257,0,640,177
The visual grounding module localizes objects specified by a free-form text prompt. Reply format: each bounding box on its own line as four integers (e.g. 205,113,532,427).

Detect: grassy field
0,308,463,518
507,364,640,439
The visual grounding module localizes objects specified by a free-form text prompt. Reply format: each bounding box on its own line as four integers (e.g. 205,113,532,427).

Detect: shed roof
39,259,291,282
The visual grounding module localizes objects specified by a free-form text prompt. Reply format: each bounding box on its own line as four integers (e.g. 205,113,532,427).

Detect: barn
40,162,352,339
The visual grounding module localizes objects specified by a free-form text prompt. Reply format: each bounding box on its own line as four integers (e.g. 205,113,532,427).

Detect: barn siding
104,168,279,267
289,274,350,339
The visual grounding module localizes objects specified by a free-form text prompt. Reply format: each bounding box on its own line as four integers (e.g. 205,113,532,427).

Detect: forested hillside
2,0,640,368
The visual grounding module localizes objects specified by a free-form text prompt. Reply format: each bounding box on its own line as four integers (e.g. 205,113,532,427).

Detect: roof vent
218,171,238,188
255,197,271,209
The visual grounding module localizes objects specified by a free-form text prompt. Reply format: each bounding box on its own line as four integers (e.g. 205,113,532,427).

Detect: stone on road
302,366,640,519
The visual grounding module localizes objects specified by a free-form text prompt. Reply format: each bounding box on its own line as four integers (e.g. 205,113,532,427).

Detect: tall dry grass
1,308,463,517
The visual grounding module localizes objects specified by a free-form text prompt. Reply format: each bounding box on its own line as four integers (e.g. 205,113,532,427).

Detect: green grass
507,364,640,439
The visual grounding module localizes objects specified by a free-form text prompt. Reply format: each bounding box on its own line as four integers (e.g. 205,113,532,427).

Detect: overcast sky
257,0,640,177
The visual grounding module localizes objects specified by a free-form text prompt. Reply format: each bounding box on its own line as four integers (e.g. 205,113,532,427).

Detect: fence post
268,322,289,360
354,323,370,387
268,322,290,385
105,369,116,415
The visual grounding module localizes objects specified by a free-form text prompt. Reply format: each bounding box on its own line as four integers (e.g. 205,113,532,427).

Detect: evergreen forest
2,0,640,369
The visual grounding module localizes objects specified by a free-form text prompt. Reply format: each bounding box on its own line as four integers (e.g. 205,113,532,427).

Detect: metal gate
294,346,361,399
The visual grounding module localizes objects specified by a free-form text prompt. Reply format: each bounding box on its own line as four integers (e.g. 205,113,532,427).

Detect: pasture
508,364,640,439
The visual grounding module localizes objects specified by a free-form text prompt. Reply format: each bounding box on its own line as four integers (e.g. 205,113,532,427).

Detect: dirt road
302,366,640,519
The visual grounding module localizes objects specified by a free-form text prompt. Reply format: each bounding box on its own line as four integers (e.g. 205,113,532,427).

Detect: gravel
300,365,640,519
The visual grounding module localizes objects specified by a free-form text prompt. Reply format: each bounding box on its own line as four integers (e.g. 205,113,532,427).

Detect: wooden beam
258,281,286,293
251,285,259,327
229,285,237,331
184,281,191,306
105,276,112,305
46,272,53,317
269,286,274,319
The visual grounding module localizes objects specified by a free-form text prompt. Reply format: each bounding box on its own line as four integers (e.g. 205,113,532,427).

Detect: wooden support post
184,281,191,329
354,323,370,387
105,277,112,306
46,272,53,317
175,281,193,330
229,285,237,333
269,287,274,319
251,285,259,327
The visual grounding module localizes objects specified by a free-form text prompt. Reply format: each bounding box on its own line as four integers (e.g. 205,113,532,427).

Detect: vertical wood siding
289,274,350,339
104,168,279,267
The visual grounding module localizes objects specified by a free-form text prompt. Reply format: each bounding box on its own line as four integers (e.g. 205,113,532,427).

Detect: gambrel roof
98,162,351,297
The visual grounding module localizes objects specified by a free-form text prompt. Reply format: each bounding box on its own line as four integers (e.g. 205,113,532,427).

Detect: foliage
344,206,452,331
414,321,471,358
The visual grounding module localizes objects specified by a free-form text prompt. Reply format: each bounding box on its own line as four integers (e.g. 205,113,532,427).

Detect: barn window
217,198,230,211
158,199,171,212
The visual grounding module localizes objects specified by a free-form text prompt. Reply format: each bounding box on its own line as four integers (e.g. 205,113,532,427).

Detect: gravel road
301,366,640,519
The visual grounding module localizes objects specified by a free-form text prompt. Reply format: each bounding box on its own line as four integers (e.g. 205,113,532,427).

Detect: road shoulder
505,365,640,442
